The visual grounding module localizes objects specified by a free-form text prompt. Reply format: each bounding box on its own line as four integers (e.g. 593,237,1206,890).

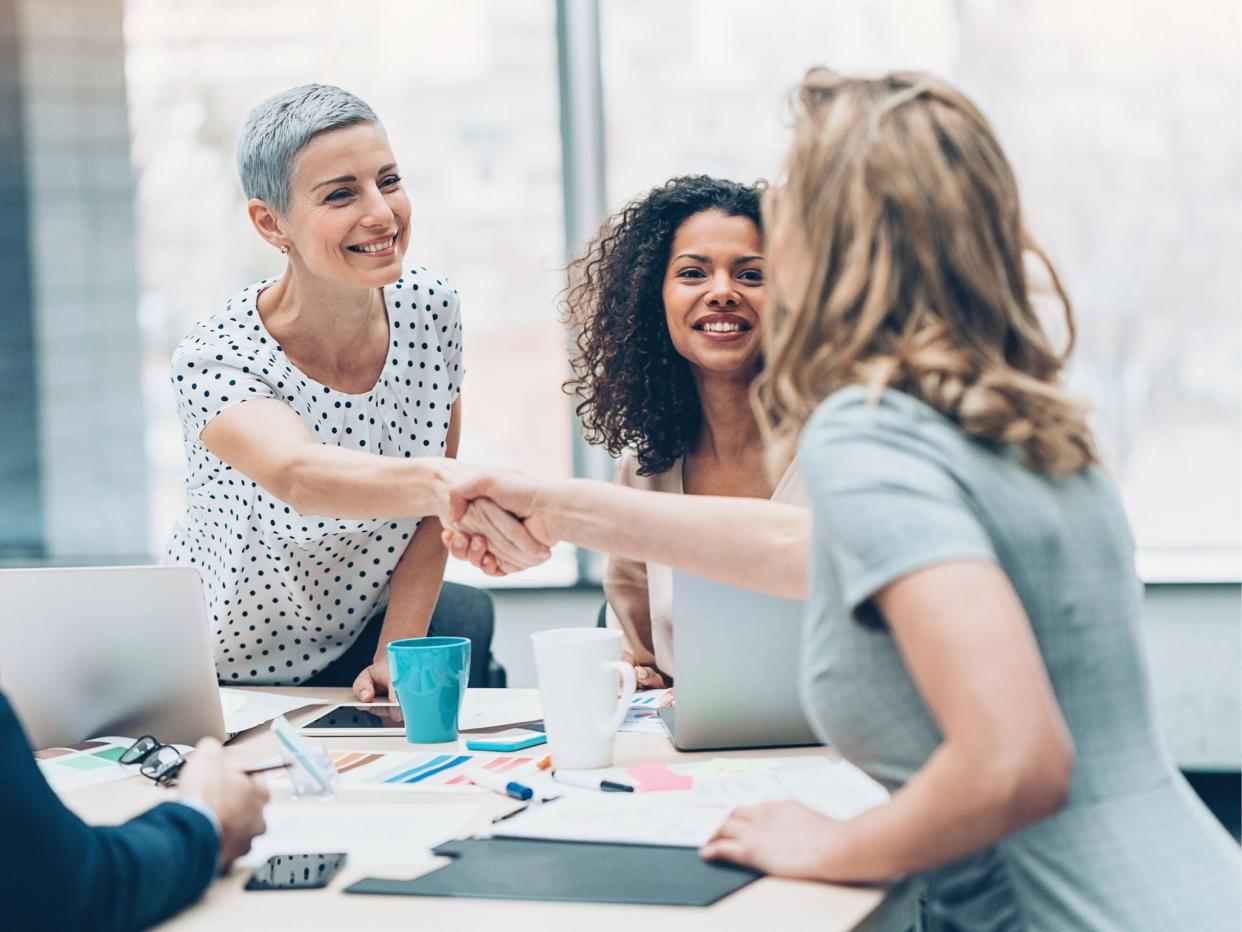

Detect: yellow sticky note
220,690,246,718
693,758,780,776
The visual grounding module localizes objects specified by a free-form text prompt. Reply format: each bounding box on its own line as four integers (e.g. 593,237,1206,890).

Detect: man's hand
176,738,269,870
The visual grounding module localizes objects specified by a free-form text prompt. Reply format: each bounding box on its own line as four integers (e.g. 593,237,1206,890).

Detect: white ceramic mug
531,627,637,770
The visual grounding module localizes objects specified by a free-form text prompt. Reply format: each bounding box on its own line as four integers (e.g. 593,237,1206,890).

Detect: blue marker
465,767,535,801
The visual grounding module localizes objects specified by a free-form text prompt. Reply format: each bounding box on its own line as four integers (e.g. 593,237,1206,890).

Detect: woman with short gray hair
165,84,546,699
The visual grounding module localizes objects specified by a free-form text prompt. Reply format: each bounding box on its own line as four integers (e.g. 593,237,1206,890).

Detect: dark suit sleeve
0,693,220,932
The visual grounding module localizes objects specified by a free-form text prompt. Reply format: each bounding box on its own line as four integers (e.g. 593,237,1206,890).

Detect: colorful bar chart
265,749,538,792
34,736,189,792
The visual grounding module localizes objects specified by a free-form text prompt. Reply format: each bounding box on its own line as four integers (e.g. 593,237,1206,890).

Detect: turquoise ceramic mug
386,636,471,743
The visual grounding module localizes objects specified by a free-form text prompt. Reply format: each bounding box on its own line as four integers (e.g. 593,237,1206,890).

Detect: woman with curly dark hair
563,175,807,689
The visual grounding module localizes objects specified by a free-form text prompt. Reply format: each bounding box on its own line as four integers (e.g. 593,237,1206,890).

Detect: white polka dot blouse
164,266,463,685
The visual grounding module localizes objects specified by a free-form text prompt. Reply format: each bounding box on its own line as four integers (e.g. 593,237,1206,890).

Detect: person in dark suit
0,691,268,932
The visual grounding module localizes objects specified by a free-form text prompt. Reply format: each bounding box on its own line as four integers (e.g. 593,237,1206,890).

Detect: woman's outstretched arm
201,398,548,569
445,470,810,600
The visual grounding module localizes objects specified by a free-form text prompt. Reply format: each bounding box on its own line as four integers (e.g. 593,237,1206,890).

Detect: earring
279,245,289,255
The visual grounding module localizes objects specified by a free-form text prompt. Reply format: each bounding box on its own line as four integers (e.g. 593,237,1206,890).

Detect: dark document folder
343,837,761,907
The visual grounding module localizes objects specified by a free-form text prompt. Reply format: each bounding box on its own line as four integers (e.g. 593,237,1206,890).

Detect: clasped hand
438,466,553,576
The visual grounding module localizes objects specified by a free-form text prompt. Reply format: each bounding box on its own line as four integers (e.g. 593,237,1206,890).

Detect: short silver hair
237,84,382,215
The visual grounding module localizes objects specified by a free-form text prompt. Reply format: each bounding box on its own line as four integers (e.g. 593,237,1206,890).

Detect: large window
125,0,577,584
123,0,1239,585
600,0,1241,579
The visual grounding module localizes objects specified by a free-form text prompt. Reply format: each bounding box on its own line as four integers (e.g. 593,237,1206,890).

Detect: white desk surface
61,687,896,931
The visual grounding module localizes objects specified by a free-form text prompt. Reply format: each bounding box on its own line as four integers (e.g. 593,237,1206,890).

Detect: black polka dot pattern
164,267,464,685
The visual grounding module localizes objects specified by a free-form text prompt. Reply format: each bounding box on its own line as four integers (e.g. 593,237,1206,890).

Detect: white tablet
298,703,406,737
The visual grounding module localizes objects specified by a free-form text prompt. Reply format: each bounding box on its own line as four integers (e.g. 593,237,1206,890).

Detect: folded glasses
120,735,186,786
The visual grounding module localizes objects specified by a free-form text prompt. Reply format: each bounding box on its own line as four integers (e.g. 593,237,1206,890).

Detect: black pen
243,762,294,777
551,770,635,793
490,803,530,824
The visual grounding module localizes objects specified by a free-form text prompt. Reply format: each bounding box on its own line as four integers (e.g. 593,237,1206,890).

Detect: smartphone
244,853,348,891
464,728,547,752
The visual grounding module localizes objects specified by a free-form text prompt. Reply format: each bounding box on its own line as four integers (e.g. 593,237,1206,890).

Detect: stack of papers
496,756,889,847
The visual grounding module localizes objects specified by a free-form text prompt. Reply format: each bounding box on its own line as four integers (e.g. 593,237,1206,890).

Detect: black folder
343,837,761,907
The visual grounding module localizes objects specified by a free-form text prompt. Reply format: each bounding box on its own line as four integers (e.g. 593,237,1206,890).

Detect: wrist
414,458,453,518
815,819,891,884
374,616,430,658
802,815,852,882
536,478,573,542
175,794,223,841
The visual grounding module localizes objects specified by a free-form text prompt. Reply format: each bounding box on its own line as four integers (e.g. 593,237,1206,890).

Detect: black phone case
244,853,349,891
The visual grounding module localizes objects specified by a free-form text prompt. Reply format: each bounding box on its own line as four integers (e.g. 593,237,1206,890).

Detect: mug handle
601,660,637,737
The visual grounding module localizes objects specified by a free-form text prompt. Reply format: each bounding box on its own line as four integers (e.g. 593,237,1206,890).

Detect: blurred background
0,0,1238,824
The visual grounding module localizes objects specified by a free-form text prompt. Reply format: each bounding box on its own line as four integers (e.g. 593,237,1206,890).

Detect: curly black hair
562,175,763,476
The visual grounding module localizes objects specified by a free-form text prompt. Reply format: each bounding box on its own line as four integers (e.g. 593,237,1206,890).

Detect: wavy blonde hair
753,69,1098,477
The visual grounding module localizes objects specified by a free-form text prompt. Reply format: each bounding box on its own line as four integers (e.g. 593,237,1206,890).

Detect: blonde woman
447,69,1239,928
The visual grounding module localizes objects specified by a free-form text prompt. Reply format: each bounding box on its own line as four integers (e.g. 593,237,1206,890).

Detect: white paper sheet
492,794,734,847
238,801,482,869
687,758,889,820
457,689,543,731
220,688,322,736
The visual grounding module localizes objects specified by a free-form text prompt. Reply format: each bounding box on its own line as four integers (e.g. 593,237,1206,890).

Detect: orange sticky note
625,761,693,791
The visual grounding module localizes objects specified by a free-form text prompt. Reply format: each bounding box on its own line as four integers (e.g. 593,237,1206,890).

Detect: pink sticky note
625,761,693,792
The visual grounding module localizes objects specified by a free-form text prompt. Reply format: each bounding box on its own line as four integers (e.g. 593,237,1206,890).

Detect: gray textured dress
799,387,1240,931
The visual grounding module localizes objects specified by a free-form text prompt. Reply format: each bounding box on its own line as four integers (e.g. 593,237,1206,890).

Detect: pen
551,770,635,793
243,762,294,776
490,803,529,824
466,767,535,801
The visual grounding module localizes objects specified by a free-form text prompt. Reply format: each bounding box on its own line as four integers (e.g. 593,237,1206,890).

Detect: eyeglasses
120,735,186,786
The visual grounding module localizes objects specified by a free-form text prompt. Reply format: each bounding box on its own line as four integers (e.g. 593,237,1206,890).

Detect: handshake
435,464,559,577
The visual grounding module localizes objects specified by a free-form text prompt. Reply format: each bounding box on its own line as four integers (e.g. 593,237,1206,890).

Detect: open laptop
659,569,821,751
0,565,226,748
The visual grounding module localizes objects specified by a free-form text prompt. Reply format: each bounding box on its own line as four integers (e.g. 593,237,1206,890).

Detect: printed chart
35,737,189,793
265,749,540,792
618,689,672,736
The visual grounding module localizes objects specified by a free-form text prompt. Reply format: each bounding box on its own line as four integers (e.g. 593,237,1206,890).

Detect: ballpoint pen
243,762,294,776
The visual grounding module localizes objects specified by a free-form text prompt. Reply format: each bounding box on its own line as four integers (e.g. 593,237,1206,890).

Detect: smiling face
662,209,766,381
279,121,411,289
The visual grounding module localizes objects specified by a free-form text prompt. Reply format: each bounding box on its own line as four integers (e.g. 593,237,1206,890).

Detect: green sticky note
91,746,129,762
60,755,112,771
